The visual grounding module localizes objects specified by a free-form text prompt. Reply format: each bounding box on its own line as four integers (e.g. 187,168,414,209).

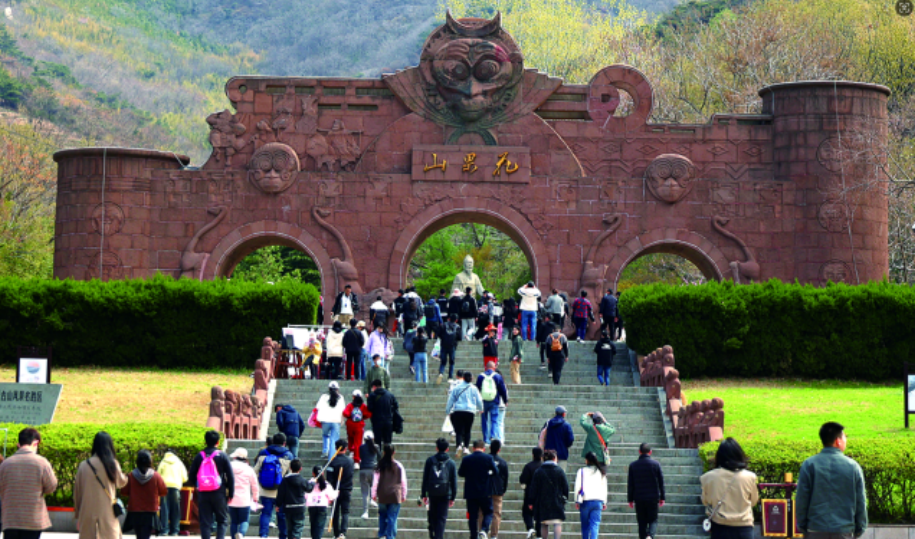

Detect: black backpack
427,459,451,497
424,305,437,320
461,298,472,314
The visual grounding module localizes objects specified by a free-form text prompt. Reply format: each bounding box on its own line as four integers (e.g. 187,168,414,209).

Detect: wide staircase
229,338,706,539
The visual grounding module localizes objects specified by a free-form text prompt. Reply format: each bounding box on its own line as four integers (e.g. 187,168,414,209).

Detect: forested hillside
0,0,913,287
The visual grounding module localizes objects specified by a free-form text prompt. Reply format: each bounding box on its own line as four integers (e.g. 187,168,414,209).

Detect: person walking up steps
358,432,377,520
277,459,310,539
367,380,399,448
446,371,485,456
255,433,294,539
316,382,346,459
576,451,608,539
796,423,867,539
422,438,458,539
481,439,509,539
545,330,569,385
599,288,617,337
460,287,478,341
571,291,595,342
627,443,665,539
518,281,542,341
276,403,307,459
593,331,617,386
476,363,508,445
481,324,499,370
373,444,408,539
305,464,338,539
187,430,234,539
437,314,460,383
343,390,372,469
536,316,553,370
413,327,430,383
520,447,544,539
459,440,500,539
227,447,258,539
540,406,574,471
580,412,615,465
343,319,366,381
326,440,356,539
509,326,524,384
544,289,563,328
530,450,569,539
364,355,391,395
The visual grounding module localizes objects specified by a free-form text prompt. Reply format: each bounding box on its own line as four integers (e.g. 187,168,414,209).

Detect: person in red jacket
122,450,168,539
343,389,372,468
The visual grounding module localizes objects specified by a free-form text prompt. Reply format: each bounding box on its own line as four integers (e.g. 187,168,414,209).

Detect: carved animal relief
645,154,696,204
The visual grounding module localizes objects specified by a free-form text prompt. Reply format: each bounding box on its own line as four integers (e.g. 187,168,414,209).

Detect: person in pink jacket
372,445,408,539
228,447,259,537
306,465,339,539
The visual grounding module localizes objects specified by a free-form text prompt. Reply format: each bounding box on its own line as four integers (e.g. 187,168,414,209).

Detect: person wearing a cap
580,412,616,464
540,406,575,470
228,447,259,538
343,390,372,469
316,382,346,459
481,324,499,370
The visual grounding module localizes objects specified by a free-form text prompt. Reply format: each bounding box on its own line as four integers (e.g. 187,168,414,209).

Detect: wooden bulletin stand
759,475,802,538
180,487,194,524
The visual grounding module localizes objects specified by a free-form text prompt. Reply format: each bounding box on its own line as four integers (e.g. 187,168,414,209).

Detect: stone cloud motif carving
247,142,300,194
645,154,696,204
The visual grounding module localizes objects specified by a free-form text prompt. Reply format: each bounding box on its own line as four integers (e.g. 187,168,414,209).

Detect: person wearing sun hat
228,447,259,538
481,323,499,370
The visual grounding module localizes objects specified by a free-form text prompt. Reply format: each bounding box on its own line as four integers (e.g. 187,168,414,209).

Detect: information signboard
0,383,63,425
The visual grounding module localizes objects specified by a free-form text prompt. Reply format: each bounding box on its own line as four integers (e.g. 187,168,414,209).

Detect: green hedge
620,280,915,380
700,439,915,524
0,275,319,369
0,422,210,507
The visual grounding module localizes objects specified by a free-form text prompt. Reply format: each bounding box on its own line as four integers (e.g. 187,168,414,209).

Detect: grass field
688,378,915,442
0,366,251,427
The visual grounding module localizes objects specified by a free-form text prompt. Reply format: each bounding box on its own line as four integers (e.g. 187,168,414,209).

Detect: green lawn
687,379,915,442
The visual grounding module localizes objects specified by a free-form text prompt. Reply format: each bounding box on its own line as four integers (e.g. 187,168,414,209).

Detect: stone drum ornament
645,154,696,204
247,142,300,194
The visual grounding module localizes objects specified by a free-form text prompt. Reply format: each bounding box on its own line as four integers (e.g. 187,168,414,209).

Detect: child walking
305,464,338,539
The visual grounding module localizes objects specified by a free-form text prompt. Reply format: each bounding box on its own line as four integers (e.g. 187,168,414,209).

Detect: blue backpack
258,454,283,489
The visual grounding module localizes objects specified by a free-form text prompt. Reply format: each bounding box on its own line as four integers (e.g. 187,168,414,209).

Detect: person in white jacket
316,381,346,458
517,281,542,341
228,447,259,538
575,451,608,539
325,321,346,379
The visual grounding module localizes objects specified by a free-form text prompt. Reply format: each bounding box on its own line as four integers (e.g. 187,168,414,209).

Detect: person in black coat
326,440,356,539
485,440,510,539
366,381,399,447
343,319,366,381
628,443,666,539
535,318,553,367
436,290,450,320
188,430,236,538
530,449,569,539
276,459,309,538
422,438,459,539
520,447,544,538
599,288,618,336
332,286,360,321
458,440,500,539
593,331,617,386
436,315,461,381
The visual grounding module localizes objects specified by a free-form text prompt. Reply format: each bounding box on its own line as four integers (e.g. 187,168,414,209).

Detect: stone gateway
53,14,889,322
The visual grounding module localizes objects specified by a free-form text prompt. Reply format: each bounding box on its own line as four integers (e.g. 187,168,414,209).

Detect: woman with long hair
121,450,167,539
74,431,128,539
372,444,408,539
306,465,338,539
700,438,759,539
316,381,346,458
575,451,608,539
343,390,372,467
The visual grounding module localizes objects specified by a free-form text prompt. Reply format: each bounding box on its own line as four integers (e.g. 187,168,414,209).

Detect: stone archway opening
407,222,534,301
217,235,322,291
614,242,722,291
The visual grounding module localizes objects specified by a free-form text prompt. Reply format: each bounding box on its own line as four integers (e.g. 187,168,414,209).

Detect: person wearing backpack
276,403,307,459
475,363,508,445
421,438,458,539
424,298,443,340
327,440,356,539
593,330,617,386
343,390,372,468
436,314,460,383
459,287,478,341
306,464,339,539
227,447,259,538
545,330,569,385
254,433,295,539
188,430,236,539
445,371,485,456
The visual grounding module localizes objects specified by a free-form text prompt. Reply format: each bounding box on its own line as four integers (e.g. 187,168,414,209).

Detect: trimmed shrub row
620,280,915,380
0,422,211,507
699,439,915,524
0,276,319,369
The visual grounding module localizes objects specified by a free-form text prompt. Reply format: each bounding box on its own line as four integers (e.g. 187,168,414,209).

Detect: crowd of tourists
0,419,865,539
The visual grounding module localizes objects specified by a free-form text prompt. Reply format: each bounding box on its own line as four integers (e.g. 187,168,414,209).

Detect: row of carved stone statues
638,345,725,449
205,337,280,440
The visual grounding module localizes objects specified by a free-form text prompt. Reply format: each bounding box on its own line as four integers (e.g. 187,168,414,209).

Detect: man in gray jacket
796,422,867,539
544,289,563,327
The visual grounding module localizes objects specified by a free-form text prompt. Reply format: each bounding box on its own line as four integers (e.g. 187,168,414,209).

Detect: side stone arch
605,228,730,289
387,197,552,291
203,220,334,317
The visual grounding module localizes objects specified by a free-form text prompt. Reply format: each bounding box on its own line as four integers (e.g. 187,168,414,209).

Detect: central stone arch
387,198,551,291
203,220,334,304
605,228,729,290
